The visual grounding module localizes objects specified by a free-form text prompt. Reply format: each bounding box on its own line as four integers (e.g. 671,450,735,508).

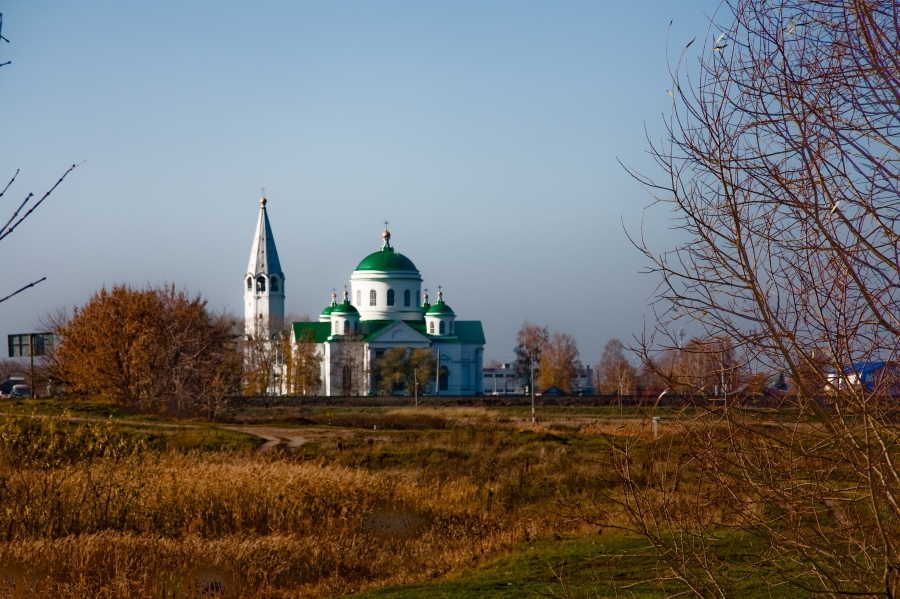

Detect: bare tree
514,321,548,392
601,1,900,596
0,15,81,305
331,332,368,396
596,338,637,396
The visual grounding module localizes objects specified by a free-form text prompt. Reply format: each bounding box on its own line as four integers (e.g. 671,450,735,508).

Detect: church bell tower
244,189,285,338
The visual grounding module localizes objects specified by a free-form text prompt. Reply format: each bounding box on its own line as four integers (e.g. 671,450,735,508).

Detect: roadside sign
8,333,53,358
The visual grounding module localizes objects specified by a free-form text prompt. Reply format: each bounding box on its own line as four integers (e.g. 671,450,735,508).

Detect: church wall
350,271,423,322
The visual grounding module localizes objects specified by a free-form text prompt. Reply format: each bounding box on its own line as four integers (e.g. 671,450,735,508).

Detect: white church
244,193,485,396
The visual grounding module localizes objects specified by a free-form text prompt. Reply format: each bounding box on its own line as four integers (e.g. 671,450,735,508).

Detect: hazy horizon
1,1,717,366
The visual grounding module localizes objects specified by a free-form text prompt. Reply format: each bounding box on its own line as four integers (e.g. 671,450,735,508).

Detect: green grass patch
349,532,813,599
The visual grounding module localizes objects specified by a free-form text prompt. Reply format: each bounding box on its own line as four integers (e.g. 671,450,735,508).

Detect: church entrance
439,366,449,392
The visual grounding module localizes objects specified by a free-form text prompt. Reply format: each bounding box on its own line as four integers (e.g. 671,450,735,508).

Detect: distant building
574,365,594,395
482,364,595,395
482,363,524,395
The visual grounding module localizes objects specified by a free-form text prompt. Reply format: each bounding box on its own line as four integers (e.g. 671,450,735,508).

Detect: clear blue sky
1,0,717,365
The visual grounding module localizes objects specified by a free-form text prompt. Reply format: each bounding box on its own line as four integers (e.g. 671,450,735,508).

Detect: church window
356,290,361,306
439,321,445,334
404,290,410,307
246,277,252,291
370,290,377,306
256,276,266,292
271,277,279,292
343,321,349,335
439,366,449,391
387,289,395,306
429,321,434,334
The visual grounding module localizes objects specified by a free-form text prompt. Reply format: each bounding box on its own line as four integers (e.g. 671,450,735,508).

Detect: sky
1,0,718,365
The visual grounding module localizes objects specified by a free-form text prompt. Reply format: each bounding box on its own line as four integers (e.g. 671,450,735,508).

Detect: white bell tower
244,189,285,339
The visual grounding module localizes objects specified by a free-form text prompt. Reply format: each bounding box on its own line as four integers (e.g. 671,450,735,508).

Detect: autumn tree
537,332,580,393
407,347,436,397
595,338,637,395
373,348,408,396
283,327,323,396
52,284,240,416
514,321,548,391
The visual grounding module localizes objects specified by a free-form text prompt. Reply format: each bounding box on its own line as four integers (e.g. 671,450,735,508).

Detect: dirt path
222,426,359,452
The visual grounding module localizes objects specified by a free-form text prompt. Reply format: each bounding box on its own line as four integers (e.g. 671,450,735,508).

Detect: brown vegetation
50,284,240,416
0,410,605,598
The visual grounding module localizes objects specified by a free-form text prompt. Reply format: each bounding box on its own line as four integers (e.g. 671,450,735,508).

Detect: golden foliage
53,284,240,415
537,332,580,393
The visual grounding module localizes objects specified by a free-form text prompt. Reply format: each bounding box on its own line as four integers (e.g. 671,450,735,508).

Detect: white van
11,384,30,398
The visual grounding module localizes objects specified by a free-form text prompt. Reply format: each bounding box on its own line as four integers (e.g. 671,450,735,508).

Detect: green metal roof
453,321,486,344
293,319,484,345
293,322,331,344
355,247,419,272
331,300,359,314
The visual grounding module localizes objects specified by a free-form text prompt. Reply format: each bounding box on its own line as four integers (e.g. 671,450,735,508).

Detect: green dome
355,247,419,272
332,300,359,314
426,300,455,315
321,296,338,316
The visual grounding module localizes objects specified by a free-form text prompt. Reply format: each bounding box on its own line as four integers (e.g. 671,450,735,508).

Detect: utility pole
414,368,418,407
530,357,535,424
436,351,440,397
29,333,35,399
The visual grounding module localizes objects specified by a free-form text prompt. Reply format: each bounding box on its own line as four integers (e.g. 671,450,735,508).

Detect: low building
482,363,524,395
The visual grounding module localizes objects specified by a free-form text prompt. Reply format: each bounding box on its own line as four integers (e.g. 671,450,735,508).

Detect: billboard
8,333,53,358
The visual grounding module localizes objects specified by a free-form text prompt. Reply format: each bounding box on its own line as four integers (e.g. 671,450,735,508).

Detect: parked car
11,384,30,398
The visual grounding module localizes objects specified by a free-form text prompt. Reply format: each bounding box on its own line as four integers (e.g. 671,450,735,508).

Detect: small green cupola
330,290,361,337
425,288,456,336
318,293,338,323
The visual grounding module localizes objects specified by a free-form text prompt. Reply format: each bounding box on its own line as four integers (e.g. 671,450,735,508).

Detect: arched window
429,321,434,334
246,277,252,291
404,289,410,307
439,321,445,334
270,276,279,292
343,321,349,335
370,290,377,306
387,289,395,306
256,276,266,292
356,290,361,306
355,321,359,332
439,366,449,391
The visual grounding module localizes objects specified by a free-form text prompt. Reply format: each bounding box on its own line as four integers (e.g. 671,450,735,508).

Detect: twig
0,277,46,305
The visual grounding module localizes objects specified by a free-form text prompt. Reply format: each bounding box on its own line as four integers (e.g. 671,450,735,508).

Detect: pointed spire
247,192,283,277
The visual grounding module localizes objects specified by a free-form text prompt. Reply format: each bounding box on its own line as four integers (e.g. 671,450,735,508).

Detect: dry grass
0,414,589,598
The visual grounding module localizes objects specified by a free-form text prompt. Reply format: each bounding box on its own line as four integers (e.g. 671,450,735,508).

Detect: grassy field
0,397,813,598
